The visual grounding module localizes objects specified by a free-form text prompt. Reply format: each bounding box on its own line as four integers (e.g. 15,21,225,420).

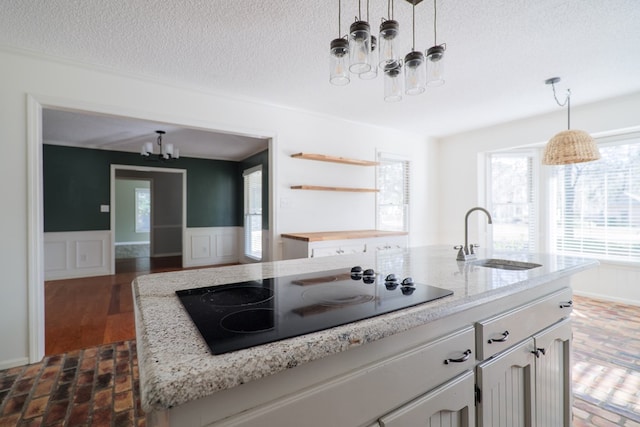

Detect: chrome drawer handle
559,300,573,308
444,349,472,365
488,330,509,344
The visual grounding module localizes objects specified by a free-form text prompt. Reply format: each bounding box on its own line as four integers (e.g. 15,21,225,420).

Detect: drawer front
215,326,476,427
310,243,366,257
378,370,475,427
476,287,573,360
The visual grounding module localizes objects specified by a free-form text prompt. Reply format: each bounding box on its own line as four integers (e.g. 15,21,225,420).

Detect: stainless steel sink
472,259,542,270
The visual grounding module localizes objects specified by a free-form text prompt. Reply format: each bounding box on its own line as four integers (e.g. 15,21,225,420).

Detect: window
550,137,640,261
243,166,262,260
377,154,410,232
135,188,150,233
487,152,538,252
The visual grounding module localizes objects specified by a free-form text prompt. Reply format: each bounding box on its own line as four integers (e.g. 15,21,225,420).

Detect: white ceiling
41,108,269,161
2,0,640,156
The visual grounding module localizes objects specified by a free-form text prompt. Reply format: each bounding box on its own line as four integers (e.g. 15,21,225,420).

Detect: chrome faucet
455,207,493,261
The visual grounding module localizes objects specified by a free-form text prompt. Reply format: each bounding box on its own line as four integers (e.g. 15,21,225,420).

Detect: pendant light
141,130,179,161
542,77,601,165
359,0,379,80
379,0,400,69
426,0,445,86
404,1,426,95
383,62,404,102
330,0,350,86
349,0,372,74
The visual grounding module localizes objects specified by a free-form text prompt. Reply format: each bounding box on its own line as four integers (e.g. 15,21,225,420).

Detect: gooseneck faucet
455,207,493,261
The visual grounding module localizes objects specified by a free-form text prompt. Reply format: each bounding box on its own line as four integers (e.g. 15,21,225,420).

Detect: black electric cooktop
176,267,453,355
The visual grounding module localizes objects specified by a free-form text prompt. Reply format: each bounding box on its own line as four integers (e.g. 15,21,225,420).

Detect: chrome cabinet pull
488,330,509,344
444,349,472,365
559,300,573,308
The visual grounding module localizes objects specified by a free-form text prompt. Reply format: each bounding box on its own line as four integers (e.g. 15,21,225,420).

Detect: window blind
376,154,410,232
243,166,262,260
552,140,640,261
487,152,538,252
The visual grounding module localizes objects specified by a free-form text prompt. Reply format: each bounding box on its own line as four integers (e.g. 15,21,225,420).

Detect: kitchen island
133,246,598,426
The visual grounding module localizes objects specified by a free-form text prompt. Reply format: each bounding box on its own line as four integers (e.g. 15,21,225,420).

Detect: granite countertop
133,245,597,412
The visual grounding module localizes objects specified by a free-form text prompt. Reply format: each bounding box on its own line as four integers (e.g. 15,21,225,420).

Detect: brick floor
0,341,144,427
572,295,640,426
0,295,638,426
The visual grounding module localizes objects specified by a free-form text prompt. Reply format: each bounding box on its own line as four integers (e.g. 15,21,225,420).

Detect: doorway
29,96,276,363
111,166,186,274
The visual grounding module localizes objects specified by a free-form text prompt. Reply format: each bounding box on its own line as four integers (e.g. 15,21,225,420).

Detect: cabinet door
378,370,475,427
533,318,572,427
476,339,535,427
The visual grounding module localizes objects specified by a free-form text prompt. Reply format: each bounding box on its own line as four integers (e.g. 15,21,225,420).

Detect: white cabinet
533,319,572,426
281,234,408,260
376,370,476,427
476,307,573,427
211,326,475,427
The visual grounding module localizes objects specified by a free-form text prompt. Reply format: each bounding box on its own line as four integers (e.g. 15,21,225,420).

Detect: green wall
43,144,242,232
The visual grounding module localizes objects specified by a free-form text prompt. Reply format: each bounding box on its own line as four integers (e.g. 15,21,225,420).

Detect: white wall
437,91,640,305
0,49,437,368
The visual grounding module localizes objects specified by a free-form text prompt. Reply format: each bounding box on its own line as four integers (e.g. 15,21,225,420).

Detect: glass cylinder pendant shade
383,62,403,102
378,19,400,69
349,20,371,74
359,35,378,80
329,38,350,86
426,45,445,86
404,51,426,95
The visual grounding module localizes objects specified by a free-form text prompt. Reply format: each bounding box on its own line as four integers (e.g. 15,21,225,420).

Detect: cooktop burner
176,267,453,355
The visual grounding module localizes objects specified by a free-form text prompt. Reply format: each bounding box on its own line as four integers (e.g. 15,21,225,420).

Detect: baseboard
573,290,640,307
0,356,29,370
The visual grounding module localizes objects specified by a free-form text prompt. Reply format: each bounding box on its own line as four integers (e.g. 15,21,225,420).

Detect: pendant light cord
412,2,416,50
338,0,342,38
358,0,362,20
433,0,437,44
550,81,571,130
387,0,394,20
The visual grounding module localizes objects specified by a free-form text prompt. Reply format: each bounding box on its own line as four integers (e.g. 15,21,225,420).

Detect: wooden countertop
280,230,408,242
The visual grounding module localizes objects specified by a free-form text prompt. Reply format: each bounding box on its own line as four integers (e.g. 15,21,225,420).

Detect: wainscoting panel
185,227,240,268
44,231,111,280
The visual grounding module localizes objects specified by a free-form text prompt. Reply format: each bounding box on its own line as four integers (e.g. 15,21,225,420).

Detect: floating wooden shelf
291,153,379,166
291,185,379,193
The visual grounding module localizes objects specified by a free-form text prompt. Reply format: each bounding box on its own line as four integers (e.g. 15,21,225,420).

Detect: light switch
100,205,110,213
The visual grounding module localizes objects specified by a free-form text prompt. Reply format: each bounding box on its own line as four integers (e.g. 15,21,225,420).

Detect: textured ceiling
2,0,640,147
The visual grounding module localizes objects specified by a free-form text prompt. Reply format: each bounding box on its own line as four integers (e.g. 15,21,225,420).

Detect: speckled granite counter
133,245,597,415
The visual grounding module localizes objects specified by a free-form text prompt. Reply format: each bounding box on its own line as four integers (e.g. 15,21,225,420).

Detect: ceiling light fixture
330,0,447,102
542,77,601,165
141,130,180,161
426,0,445,86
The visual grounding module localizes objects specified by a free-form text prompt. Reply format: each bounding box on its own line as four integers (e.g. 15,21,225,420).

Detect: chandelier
140,130,180,161
329,0,446,102
542,78,601,165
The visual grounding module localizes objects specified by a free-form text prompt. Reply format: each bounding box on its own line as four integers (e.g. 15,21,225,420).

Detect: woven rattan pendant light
542,77,601,165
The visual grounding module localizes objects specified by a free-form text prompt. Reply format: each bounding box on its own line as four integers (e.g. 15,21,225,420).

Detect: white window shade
243,166,262,260
487,152,538,252
377,154,410,232
551,139,640,261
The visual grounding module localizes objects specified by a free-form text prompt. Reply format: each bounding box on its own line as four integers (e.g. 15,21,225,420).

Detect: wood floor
44,256,185,355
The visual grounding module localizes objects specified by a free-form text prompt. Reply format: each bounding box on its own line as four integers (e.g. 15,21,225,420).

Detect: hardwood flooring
44,256,184,355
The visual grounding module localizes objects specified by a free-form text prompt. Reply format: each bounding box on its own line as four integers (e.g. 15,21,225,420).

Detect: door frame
27,94,278,363
111,165,186,274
